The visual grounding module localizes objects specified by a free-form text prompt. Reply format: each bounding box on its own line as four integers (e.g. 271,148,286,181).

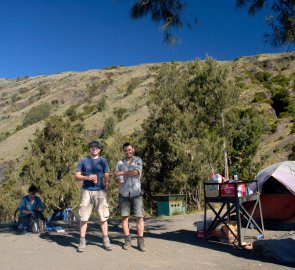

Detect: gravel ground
0,212,294,270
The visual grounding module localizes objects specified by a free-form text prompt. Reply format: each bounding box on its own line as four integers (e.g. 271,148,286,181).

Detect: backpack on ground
29,216,47,234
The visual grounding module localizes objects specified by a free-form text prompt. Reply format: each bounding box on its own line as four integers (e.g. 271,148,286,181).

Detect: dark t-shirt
19,195,44,218
76,156,110,191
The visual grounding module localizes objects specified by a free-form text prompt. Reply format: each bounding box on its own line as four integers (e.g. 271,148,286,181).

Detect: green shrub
65,105,79,121
97,96,106,112
18,87,30,94
149,65,160,72
254,71,271,83
51,99,59,105
0,131,10,142
83,104,96,115
113,107,129,121
11,94,21,103
86,83,99,98
103,66,120,70
125,77,144,96
101,117,116,139
23,103,51,127
271,88,294,118
271,74,290,88
288,143,295,160
37,85,49,96
253,92,268,103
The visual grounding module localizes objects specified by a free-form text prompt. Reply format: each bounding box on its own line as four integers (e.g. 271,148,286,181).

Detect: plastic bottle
233,166,238,181
210,171,215,181
255,233,264,240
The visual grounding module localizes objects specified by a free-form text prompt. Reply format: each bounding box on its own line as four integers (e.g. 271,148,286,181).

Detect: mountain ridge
0,52,294,175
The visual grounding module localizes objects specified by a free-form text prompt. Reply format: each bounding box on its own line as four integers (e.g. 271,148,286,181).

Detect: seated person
19,185,44,230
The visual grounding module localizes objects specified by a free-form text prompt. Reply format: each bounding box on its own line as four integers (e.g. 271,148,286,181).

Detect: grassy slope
0,52,294,170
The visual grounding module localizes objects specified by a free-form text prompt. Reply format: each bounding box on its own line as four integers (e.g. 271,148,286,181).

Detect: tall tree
130,0,195,44
236,0,295,46
0,115,86,220
137,58,238,210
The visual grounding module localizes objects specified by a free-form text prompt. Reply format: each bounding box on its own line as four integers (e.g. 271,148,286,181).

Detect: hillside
0,52,294,176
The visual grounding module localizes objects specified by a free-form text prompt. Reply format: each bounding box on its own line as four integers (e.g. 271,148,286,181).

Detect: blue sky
0,0,294,78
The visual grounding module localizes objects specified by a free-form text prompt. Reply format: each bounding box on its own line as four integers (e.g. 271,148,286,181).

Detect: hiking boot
137,237,146,252
102,236,112,251
77,238,86,252
122,235,131,250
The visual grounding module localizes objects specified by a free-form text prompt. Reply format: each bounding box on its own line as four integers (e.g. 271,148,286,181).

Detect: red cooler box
220,182,246,197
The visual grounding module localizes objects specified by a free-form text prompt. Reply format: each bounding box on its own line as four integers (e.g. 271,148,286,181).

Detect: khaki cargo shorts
79,190,110,222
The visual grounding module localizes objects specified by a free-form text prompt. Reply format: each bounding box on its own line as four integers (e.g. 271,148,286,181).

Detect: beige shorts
79,190,109,222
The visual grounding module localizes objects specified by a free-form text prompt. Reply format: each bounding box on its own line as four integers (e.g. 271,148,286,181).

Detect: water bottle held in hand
93,174,97,184
117,175,124,183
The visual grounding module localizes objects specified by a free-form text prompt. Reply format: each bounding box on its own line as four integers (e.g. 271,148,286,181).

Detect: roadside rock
253,232,295,264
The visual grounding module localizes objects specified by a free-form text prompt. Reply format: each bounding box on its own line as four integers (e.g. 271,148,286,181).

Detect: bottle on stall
210,170,215,181
233,166,238,181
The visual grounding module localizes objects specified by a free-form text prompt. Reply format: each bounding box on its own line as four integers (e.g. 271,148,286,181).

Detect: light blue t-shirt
115,156,143,197
76,156,110,191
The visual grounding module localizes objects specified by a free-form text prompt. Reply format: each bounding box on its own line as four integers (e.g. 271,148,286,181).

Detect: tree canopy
129,0,295,46
133,59,264,211
0,116,86,221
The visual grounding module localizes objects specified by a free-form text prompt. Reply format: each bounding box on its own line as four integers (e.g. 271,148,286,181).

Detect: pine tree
137,58,238,210
0,116,86,220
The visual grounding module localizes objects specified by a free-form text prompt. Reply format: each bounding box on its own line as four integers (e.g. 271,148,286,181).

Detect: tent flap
255,161,295,195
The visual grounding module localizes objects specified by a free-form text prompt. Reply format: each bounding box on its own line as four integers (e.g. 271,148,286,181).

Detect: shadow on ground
1,218,294,268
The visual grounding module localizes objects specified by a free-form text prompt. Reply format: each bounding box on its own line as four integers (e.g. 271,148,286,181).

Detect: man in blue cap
75,141,111,252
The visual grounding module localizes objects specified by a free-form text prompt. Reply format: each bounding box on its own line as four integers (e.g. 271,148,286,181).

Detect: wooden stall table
203,180,264,247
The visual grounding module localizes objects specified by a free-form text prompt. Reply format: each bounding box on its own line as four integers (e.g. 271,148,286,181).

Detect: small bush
23,103,51,127
288,143,295,160
97,96,106,112
18,87,30,94
125,77,144,96
271,74,290,88
51,99,59,105
0,131,10,142
149,65,160,72
113,107,129,121
11,94,21,103
83,104,96,115
37,85,49,96
86,83,99,98
254,71,271,83
271,88,294,118
103,66,120,70
65,105,79,121
252,92,269,103
101,117,116,139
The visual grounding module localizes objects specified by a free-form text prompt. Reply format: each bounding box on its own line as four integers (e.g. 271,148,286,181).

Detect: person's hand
88,174,97,183
116,176,124,184
113,171,124,177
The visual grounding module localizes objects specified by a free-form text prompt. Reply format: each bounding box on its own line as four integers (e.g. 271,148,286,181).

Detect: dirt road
0,212,293,270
